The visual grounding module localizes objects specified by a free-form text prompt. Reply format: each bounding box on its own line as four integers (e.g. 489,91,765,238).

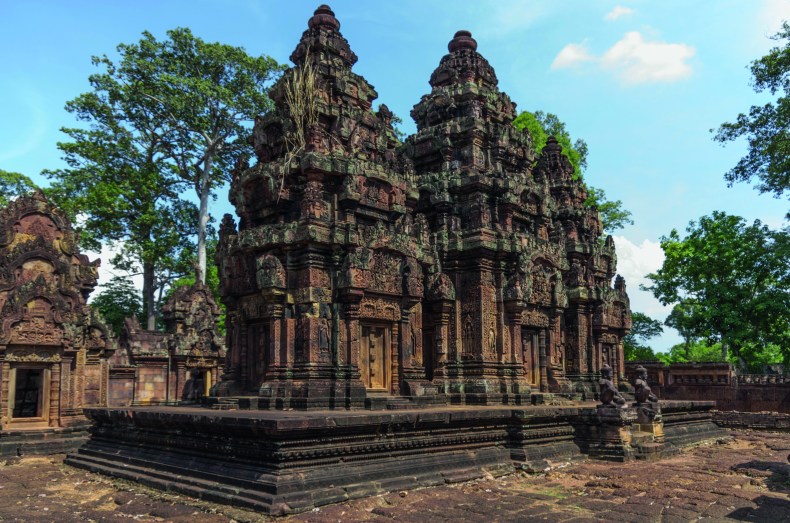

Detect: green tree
44,46,198,329
714,21,790,214
664,301,702,359
657,340,725,365
91,276,143,336
113,28,283,283
623,311,664,361
513,110,633,233
643,211,790,367
0,169,37,207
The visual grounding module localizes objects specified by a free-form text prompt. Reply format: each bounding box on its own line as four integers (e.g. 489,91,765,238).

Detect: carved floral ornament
5,348,62,362
185,357,217,368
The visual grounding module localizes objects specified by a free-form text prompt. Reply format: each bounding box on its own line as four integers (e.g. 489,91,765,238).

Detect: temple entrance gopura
214,4,631,409
0,192,116,455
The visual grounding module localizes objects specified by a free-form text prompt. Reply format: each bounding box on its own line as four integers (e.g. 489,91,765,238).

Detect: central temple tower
216,5,631,409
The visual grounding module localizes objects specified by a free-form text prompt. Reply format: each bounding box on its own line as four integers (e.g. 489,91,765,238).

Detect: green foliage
0,169,38,207
513,110,632,233
45,27,282,325
714,21,790,214
111,28,283,283
644,211,790,367
623,311,664,361
657,340,726,365
584,186,634,234
91,276,143,336
513,111,587,176
664,301,703,359
44,35,200,328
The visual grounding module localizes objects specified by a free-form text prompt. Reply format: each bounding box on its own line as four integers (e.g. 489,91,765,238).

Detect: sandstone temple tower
0,191,116,454
216,5,631,409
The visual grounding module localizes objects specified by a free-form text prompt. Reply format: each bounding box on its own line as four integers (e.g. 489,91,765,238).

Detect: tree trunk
143,260,156,330
720,340,728,362
197,155,212,284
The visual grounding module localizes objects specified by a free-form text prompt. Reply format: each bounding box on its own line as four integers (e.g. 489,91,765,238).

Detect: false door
360,325,389,391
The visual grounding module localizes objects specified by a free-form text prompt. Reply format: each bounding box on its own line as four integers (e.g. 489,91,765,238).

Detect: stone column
49,363,60,427
61,356,73,410
0,359,8,428
538,330,548,392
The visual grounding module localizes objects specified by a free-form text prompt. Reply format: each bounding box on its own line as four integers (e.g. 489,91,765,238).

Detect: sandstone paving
0,430,789,522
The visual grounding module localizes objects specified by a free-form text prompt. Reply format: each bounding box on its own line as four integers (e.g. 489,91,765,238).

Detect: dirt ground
1,430,789,522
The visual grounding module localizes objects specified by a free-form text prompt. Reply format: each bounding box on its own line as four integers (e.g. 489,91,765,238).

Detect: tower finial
308,4,340,31
448,30,477,53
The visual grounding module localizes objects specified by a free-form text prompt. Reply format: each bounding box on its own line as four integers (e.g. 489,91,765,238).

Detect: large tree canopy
513,111,633,233
44,40,198,329
113,28,283,283
643,211,790,367
0,169,37,207
714,21,790,213
46,28,283,328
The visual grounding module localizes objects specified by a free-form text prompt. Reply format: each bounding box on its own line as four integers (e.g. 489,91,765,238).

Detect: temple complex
108,283,225,406
216,4,630,409
67,6,723,514
0,191,116,455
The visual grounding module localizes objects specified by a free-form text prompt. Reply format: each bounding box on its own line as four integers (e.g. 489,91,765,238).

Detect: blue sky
1,0,788,351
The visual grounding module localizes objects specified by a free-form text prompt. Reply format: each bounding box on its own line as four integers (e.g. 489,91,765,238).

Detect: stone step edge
64,453,280,513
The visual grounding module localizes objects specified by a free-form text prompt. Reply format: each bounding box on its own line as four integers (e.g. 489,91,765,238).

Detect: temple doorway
360,324,389,391
9,365,50,426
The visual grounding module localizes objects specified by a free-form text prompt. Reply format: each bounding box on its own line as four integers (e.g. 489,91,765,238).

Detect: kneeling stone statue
599,364,626,408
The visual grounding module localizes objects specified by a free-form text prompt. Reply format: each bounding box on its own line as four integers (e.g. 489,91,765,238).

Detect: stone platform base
1,424,90,457
66,400,724,515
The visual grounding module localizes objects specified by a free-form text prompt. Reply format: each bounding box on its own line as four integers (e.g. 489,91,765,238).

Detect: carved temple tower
0,191,116,453
216,5,631,409
408,30,538,402
218,5,432,408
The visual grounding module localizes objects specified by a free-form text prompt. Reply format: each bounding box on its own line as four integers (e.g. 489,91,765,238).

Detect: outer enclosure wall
626,362,790,413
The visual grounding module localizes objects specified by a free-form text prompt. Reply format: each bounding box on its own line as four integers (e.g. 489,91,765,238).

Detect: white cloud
551,31,695,85
613,235,683,351
604,6,634,21
601,31,695,84
551,43,594,70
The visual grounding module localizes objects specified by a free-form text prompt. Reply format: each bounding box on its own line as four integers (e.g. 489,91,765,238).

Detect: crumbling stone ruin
216,4,631,409
0,191,116,455
109,283,225,405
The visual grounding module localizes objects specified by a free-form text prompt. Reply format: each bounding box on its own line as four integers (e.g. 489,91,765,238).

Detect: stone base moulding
66,400,725,515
